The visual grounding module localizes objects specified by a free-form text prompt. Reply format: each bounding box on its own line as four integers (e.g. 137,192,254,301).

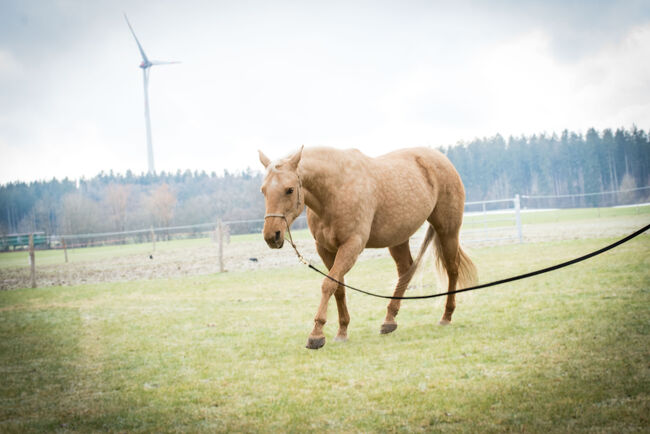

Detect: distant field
0,233,648,432
0,225,311,270
0,205,648,290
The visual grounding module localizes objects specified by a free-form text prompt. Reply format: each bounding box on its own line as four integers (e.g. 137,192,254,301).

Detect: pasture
0,210,648,432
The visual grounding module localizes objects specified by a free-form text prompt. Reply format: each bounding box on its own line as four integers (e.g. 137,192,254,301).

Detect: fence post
29,233,36,288
62,236,69,263
150,226,156,252
217,220,224,272
514,194,523,244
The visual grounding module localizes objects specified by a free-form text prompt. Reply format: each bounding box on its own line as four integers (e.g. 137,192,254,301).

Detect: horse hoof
438,319,451,326
334,335,348,342
380,323,398,334
306,336,326,349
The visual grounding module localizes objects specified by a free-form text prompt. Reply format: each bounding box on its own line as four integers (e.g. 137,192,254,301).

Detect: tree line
447,127,649,203
1,127,648,237
0,169,265,237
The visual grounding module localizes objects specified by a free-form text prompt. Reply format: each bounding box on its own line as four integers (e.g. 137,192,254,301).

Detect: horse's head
258,146,305,249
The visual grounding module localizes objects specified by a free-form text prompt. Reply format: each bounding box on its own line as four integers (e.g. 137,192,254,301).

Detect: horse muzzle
264,228,285,249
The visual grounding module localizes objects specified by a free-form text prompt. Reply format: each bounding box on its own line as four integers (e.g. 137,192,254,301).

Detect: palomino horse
259,146,477,349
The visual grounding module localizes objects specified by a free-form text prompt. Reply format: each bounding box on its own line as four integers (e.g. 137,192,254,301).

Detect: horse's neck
297,150,343,215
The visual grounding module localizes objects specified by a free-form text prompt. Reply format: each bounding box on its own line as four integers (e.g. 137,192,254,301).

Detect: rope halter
263,174,307,264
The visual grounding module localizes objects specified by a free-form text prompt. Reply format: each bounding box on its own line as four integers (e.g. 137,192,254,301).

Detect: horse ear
258,150,271,168
287,145,304,170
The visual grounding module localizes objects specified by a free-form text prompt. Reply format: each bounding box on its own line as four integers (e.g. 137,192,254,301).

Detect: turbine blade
123,13,149,63
150,60,181,66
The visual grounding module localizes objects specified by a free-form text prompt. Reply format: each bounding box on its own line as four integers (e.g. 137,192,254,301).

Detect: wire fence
1,216,309,251
2,186,648,290
521,185,650,209
1,186,648,252
462,186,649,244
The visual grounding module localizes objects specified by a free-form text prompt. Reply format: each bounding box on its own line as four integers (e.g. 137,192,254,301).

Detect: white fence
460,186,649,245
462,195,523,244
521,185,650,209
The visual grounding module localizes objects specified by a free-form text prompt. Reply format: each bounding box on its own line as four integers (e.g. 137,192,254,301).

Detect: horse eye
286,187,294,195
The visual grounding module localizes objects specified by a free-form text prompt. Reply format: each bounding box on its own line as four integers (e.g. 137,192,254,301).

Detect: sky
1,0,649,184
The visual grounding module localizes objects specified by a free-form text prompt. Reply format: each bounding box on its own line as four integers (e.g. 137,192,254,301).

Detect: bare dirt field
1,214,648,290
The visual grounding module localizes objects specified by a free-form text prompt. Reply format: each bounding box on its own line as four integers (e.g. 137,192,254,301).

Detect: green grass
463,203,650,228
1,234,648,432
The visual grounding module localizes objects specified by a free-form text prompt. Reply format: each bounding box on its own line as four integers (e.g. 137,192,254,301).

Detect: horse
258,146,477,349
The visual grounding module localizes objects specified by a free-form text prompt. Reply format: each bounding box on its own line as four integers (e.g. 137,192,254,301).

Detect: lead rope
270,218,649,300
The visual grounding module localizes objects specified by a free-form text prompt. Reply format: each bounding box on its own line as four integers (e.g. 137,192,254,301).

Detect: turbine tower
124,13,179,174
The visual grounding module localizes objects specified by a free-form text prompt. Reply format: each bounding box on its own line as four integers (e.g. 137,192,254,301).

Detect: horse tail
401,224,478,292
432,228,478,290
411,224,436,274
457,245,479,289
398,225,436,287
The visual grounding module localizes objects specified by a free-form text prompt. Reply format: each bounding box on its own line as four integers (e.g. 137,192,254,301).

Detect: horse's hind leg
381,241,414,334
316,243,350,342
435,231,460,325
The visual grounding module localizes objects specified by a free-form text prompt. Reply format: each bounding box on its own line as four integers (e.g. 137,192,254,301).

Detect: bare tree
60,193,101,239
148,183,177,238
619,172,638,204
104,184,131,232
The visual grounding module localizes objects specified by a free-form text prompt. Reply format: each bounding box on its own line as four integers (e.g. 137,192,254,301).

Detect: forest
1,127,648,237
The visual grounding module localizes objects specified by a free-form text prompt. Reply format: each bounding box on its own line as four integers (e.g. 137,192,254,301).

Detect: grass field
1,227,648,431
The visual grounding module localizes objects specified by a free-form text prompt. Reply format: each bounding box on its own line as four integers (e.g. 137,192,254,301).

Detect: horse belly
367,210,431,247
366,184,434,248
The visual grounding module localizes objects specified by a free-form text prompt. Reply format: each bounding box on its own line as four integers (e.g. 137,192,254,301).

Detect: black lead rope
295,223,650,300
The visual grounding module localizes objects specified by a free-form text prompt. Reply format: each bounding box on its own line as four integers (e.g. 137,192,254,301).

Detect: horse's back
359,148,443,247
383,147,466,234
304,146,465,249
378,147,459,178
374,147,463,198
366,147,465,246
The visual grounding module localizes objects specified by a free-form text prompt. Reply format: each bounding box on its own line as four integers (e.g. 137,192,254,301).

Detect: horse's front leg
307,237,363,349
316,243,350,342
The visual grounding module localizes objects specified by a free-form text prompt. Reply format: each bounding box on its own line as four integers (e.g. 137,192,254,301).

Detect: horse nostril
275,231,281,242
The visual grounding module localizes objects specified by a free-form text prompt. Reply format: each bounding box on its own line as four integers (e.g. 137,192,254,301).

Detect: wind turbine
124,13,179,174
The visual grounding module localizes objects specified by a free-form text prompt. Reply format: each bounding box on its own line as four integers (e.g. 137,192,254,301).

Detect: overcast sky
1,0,649,184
